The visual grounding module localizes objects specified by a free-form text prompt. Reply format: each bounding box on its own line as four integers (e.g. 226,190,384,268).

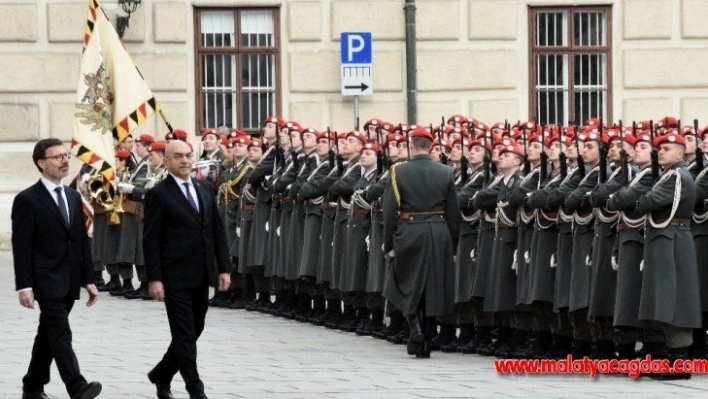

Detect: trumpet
87,173,115,211
113,171,130,214
192,159,221,181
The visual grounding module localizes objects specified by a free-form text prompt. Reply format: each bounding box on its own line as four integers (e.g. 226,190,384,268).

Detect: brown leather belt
241,204,255,211
305,200,320,207
399,210,444,220
652,217,689,226
543,211,558,219
272,193,283,200
617,222,642,232
281,197,293,205
350,208,369,216
322,202,335,210
497,221,515,230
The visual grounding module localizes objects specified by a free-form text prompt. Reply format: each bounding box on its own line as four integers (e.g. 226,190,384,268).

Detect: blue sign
340,32,372,64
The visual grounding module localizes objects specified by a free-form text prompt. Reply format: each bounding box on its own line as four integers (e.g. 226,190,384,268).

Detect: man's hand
150,281,165,301
19,289,34,309
217,273,231,292
85,284,99,307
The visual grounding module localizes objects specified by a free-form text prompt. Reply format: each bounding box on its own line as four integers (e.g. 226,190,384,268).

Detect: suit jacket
12,180,94,299
143,174,232,290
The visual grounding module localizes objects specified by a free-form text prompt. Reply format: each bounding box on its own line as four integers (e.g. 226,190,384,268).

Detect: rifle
375,126,384,178
274,123,282,169
539,122,548,183
522,124,530,175
695,119,704,171
435,122,447,164
327,126,334,169
620,120,629,186
403,124,411,160
482,129,491,188
599,119,608,183
559,125,568,179
650,120,659,180
575,120,586,178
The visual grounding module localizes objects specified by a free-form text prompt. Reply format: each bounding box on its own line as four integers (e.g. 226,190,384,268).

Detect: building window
195,8,280,133
529,6,612,126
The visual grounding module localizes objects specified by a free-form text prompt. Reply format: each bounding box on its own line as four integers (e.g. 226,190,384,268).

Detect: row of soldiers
85,113,707,379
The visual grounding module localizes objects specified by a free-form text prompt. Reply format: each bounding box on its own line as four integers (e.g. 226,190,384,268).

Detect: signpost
341,32,372,128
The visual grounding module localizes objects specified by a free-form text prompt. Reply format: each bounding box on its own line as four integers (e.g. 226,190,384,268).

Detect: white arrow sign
341,64,373,96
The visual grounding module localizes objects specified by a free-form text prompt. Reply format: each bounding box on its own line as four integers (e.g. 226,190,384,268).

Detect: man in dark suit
12,138,102,399
143,139,232,399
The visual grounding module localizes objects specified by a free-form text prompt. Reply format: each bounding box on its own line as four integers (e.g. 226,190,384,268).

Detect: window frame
528,5,613,126
193,6,281,135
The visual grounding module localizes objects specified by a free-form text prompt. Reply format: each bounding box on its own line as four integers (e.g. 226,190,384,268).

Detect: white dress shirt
170,173,200,213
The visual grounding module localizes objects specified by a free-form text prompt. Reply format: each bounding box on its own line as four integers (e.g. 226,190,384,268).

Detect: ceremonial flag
72,0,160,182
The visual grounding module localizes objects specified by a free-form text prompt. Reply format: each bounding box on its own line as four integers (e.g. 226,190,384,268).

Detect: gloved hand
117,182,135,194
365,235,370,252
236,227,241,238
611,255,618,271
80,173,92,184
144,177,157,189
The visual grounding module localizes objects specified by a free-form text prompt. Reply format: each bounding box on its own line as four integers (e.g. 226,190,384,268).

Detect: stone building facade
1,0,708,247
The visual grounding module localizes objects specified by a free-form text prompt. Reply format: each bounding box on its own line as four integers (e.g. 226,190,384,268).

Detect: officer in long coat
298,131,335,323
525,134,572,358
238,139,261,305
636,131,700,380
606,132,662,360
325,131,364,329
382,126,460,358
245,116,282,311
564,130,610,357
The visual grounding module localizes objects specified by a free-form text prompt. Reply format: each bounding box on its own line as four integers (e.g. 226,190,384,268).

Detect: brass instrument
192,159,221,180
113,171,130,214
87,173,115,211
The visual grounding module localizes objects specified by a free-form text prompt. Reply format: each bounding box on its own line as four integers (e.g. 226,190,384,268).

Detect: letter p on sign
340,32,372,64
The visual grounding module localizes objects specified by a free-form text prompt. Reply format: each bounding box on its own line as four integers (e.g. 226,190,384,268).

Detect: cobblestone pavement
2,251,708,398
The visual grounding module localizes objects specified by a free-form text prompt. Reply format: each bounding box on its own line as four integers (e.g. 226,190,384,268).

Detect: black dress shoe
22,393,48,399
148,370,176,399
190,394,208,399
71,381,102,399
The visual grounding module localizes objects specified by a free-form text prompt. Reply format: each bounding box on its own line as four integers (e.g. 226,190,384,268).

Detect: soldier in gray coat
564,131,610,357
325,131,364,329
636,132,700,380
606,132,664,360
382,126,460,358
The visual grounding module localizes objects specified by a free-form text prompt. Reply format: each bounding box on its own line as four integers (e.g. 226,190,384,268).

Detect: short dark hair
32,138,64,172
411,137,432,151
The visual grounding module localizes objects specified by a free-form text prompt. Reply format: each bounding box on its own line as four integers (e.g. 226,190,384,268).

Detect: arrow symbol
344,82,369,91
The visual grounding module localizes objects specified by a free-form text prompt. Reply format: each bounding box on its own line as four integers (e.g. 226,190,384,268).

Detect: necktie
183,182,199,212
54,186,70,228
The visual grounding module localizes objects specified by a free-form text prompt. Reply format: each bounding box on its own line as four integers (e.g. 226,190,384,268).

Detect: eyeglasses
43,153,71,161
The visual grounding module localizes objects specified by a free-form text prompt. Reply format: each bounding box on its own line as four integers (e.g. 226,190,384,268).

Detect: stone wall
3,0,708,248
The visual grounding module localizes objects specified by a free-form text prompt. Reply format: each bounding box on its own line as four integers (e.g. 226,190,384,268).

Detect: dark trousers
152,275,210,395
23,296,86,396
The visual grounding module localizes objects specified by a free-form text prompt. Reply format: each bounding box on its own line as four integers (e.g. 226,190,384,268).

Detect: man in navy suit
143,139,232,399
12,138,102,399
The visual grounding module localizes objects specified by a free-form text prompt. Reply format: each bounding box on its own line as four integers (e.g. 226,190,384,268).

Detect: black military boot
374,310,403,339
571,340,593,358
369,308,387,334
478,326,510,357
688,329,707,359
496,328,525,358
544,335,573,359
336,305,358,330
305,295,326,322
93,271,105,290
591,340,616,360
460,326,493,354
441,323,474,353
264,290,286,314
650,347,691,380
525,331,552,359
326,304,354,329
312,299,341,326
616,343,637,361
405,314,424,356
295,293,313,321
99,274,121,292
344,307,370,333
109,279,134,297
125,282,148,300
430,323,457,351
387,323,409,345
